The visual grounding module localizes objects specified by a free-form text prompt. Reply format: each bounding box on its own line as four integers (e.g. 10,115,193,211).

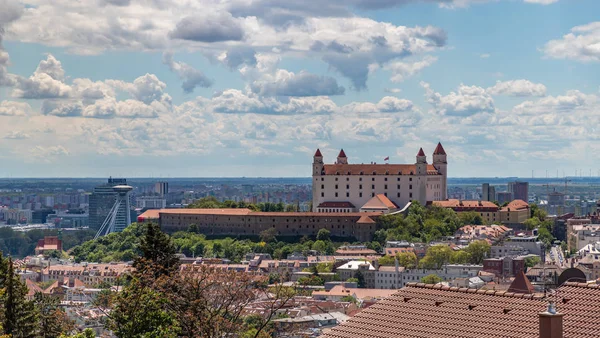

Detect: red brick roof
502,200,530,211
508,270,535,294
338,149,347,158
323,282,600,338
322,164,440,176
315,148,323,157
417,148,425,156
433,142,446,155
317,202,356,208
357,215,376,224
433,199,499,211
361,194,398,210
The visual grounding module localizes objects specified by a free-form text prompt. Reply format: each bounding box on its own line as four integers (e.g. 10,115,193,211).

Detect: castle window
321,184,324,189
321,192,324,197
321,178,324,181
372,177,375,181
385,177,388,181
359,184,362,189
346,177,350,181
335,193,338,197
409,193,413,198
359,193,363,197
384,185,388,189
359,177,362,181
409,185,412,189
397,185,400,189
409,178,413,181
335,177,338,181
371,193,375,197
371,184,375,189
335,185,338,189
346,192,350,197
397,193,400,197
346,184,349,189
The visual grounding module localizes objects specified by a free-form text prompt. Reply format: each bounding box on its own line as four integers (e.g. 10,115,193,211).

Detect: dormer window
372,171,377,175
336,171,340,175
385,171,389,175
360,171,364,175
347,171,351,175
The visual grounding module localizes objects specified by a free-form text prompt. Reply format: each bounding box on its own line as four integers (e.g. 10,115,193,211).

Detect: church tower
416,148,427,176
433,142,448,200
312,149,324,211
337,149,348,164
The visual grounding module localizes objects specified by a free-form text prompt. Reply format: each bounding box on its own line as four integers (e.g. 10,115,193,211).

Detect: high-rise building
508,181,529,202
89,178,127,230
155,182,169,196
481,183,496,202
496,192,513,205
311,143,448,212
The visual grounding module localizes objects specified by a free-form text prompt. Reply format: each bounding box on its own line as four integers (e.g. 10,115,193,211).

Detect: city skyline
1,0,600,178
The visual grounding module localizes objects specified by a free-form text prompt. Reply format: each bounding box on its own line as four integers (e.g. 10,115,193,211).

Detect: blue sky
1,0,600,178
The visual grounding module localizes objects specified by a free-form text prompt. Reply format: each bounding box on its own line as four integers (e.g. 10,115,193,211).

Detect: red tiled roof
322,282,600,338
433,142,446,155
25,279,43,297
508,270,535,294
315,148,323,157
322,164,440,176
317,202,356,208
357,215,376,224
433,199,499,211
417,148,425,157
361,194,398,210
338,149,347,158
502,200,530,211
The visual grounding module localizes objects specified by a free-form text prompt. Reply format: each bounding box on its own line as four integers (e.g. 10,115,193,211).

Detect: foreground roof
322,282,600,338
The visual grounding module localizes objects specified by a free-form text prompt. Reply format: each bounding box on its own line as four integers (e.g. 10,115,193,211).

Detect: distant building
548,191,565,207
482,183,496,202
2,209,32,224
483,256,525,277
35,236,63,255
136,196,167,209
155,182,169,196
88,178,127,230
508,181,529,202
496,191,513,205
311,143,448,212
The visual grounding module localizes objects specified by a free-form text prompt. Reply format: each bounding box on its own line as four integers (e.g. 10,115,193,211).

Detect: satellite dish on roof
558,268,587,286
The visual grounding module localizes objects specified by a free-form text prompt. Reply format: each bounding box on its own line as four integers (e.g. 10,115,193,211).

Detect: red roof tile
323,282,600,338
417,148,425,156
502,200,529,211
338,149,347,158
433,142,446,155
315,148,323,157
357,215,376,224
322,164,440,176
508,270,535,294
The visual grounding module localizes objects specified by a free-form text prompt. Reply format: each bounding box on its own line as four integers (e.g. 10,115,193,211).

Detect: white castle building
312,143,448,212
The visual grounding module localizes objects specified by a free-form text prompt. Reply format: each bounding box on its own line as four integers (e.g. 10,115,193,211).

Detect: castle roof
501,199,529,211
338,149,347,158
417,148,425,157
361,194,398,210
322,164,441,176
433,142,446,155
314,148,322,157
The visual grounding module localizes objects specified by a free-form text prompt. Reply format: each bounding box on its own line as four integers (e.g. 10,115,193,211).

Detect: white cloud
479,53,490,58
422,81,495,116
384,56,438,83
543,22,600,62
0,101,31,116
523,0,558,4
12,55,72,99
162,52,213,93
4,131,30,139
250,69,345,97
487,79,547,97
385,88,402,94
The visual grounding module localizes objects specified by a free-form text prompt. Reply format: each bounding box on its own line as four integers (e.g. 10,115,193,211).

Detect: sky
1,0,600,178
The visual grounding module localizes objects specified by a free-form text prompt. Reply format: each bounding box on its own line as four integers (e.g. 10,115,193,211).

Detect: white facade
311,145,448,212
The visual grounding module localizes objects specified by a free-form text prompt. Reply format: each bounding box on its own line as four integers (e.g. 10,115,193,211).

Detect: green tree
458,212,484,225
464,240,491,265
60,328,96,338
397,252,418,268
420,245,453,269
259,228,277,243
354,270,365,288
311,240,327,253
34,292,74,338
316,229,331,241
340,295,357,303
134,223,180,280
421,274,443,284
450,250,471,264
523,217,541,231
2,257,39,337
378,255,396,266
346,277,359,284
524,256,541,268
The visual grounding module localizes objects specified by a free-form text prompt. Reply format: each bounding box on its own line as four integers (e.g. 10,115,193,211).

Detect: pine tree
2,257,38,338
35,292,73,338
134,223,180,279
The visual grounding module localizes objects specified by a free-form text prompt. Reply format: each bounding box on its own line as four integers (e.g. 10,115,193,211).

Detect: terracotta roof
338,149,347,158
315,148,323,157
323,282,600,338
508,270,535,294
312,285,396,300
361,194,398,210
502,200,530,211
317,202,356,208
433,199,499,211
417,148,425,157
357,215,376,224
335,248,378,255
322,164,440,176
25,279,43,297
160,208,253,215
433,142,446,155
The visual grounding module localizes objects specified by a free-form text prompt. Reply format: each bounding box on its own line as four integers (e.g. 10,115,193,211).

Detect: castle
311,143,448,212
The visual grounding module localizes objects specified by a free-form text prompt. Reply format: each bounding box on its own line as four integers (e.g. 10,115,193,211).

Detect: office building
311,143,447,212
481,183,496,202
508,181,529,202
88,178,127,230
496,191,513,205
136,196,167,209
155,182,169,196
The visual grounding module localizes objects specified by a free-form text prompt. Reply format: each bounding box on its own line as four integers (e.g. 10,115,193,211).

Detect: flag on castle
384,156,389,161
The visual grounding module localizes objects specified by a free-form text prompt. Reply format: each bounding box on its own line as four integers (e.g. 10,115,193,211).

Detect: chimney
539,301,563,338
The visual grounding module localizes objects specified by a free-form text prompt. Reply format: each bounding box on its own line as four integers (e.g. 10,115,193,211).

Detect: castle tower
433,142,448,200
312,149,324,211
416,148,427,176
337,149,348,164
